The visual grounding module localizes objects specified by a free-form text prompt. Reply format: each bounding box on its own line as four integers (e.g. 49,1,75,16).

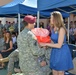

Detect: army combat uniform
8,49,19,73
38,48,51,75
17,28,48,75
7,48,51,75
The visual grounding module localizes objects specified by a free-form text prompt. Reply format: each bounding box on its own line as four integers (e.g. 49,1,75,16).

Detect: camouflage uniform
8,49,19,73
7,48,51,75
38,48,51,75
9,48,51,75
17,28,46,75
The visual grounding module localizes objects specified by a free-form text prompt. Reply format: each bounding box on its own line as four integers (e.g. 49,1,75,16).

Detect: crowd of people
0,11,76,75
65,21,76,44
0,21,18,72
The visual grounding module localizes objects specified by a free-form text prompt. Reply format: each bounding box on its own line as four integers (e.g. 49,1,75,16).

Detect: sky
22,0,37,8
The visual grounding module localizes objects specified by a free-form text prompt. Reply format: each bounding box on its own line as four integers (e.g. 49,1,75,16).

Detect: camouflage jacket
17,28,45,72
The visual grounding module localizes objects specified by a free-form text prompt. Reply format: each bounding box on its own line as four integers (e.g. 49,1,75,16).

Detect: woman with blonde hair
40,11,74,75
0,31,13,68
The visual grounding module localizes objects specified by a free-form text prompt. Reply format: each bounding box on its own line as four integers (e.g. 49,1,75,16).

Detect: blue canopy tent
0,0,38,33
38,0,76,44
0,0,37,16
37,0,76,22
38,0,65,11
37,0,71,27
1,0,76,17
38,0,76,13
0,0,69,17
0,0,70,33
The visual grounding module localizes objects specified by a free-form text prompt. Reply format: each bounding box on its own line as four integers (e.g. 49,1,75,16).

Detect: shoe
14,68,21,73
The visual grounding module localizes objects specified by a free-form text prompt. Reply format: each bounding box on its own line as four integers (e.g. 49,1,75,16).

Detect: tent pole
18,13,20,34
37,11,40,28
68,17,70,44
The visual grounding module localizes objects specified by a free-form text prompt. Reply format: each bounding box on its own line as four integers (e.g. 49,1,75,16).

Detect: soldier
17,15,47,75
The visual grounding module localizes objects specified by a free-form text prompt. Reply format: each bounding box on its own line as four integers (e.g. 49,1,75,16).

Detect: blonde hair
51,11,67,33
4,31,12,42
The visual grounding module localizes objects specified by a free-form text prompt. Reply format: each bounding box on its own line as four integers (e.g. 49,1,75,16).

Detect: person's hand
1,50,6,52
43,46,47,49
40,61,46,67
0,59,3,62
38,43,42,48
39,43,47,47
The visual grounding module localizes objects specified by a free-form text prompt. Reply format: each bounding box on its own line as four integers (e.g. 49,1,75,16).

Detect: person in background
20,21,25,31
39,22,44,28
0,20,3,28
0,20,4,36
69,24,76,44
9,23,15,32
2,28,7,37
40,11,74,75
74,21,76,27
46,19,51,36
8,22,11,25
0,34,4,51
12,21,15,26
0,31,13,68
34,22,37,28
64,21,68,29
70,21,73,28
12,32,17,49
4,21,9,31
14,21,18,33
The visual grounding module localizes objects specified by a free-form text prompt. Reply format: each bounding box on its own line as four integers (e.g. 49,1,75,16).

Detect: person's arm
27,31,47,67
27,32,45,57
0,57,9,63
40,28,65,48
0,49,19,63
